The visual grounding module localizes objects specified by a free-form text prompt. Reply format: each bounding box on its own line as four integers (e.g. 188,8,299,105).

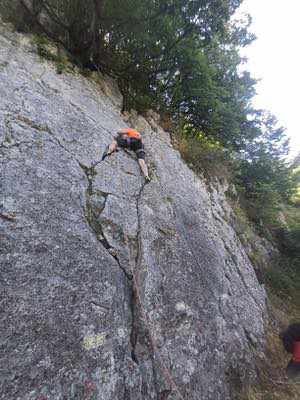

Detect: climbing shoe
145,176,151,184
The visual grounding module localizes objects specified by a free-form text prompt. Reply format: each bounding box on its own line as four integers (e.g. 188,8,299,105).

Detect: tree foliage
0,0,298,226
1,1,245,115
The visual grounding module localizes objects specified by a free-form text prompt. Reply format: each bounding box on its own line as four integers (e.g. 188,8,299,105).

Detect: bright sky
236,0,300,160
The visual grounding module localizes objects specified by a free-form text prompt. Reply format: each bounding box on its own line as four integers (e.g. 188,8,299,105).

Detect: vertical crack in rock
79,161,149,399
129,284,139,364
131,182,186,400
78,157,150,399
129,183,146,365
79,150,145,386
79,162,132,281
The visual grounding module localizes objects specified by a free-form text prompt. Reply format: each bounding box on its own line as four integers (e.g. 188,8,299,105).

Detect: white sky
236,0,300,159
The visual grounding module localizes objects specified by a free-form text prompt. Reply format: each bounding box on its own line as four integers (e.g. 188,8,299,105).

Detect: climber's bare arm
108,140,118,154
137,158,150,182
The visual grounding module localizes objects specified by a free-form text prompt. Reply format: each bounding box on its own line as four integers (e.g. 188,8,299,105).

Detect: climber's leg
136,148,150,182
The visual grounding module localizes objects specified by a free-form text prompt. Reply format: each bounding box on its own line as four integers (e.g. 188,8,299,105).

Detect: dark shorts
115,136,145,160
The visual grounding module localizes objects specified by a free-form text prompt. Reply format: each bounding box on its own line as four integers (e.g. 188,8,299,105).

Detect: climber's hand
101,152,108,161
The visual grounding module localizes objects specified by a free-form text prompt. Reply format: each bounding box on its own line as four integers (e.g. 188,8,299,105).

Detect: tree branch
18,0,68,49
42,0,70,31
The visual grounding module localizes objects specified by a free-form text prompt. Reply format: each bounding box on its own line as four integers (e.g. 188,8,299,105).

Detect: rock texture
0,23,266,400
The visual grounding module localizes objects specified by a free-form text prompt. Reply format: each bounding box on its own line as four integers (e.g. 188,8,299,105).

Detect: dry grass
241,298,300,400
173,132,235,181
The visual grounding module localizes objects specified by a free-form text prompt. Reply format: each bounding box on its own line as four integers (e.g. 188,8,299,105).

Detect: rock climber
280,322,300,381
102,128,151,182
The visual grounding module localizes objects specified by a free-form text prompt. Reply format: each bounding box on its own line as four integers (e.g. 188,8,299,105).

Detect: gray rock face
0,23,266,400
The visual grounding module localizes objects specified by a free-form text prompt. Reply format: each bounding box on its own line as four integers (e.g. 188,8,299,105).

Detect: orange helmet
118,128,141,139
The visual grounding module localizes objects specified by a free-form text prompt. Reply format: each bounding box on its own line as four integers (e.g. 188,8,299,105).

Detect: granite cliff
0,23,267,400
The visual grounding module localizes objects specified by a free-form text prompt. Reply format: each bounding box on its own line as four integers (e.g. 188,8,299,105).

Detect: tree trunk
91,0,106,65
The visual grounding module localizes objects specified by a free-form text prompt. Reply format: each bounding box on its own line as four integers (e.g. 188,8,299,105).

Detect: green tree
235,113,295,224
